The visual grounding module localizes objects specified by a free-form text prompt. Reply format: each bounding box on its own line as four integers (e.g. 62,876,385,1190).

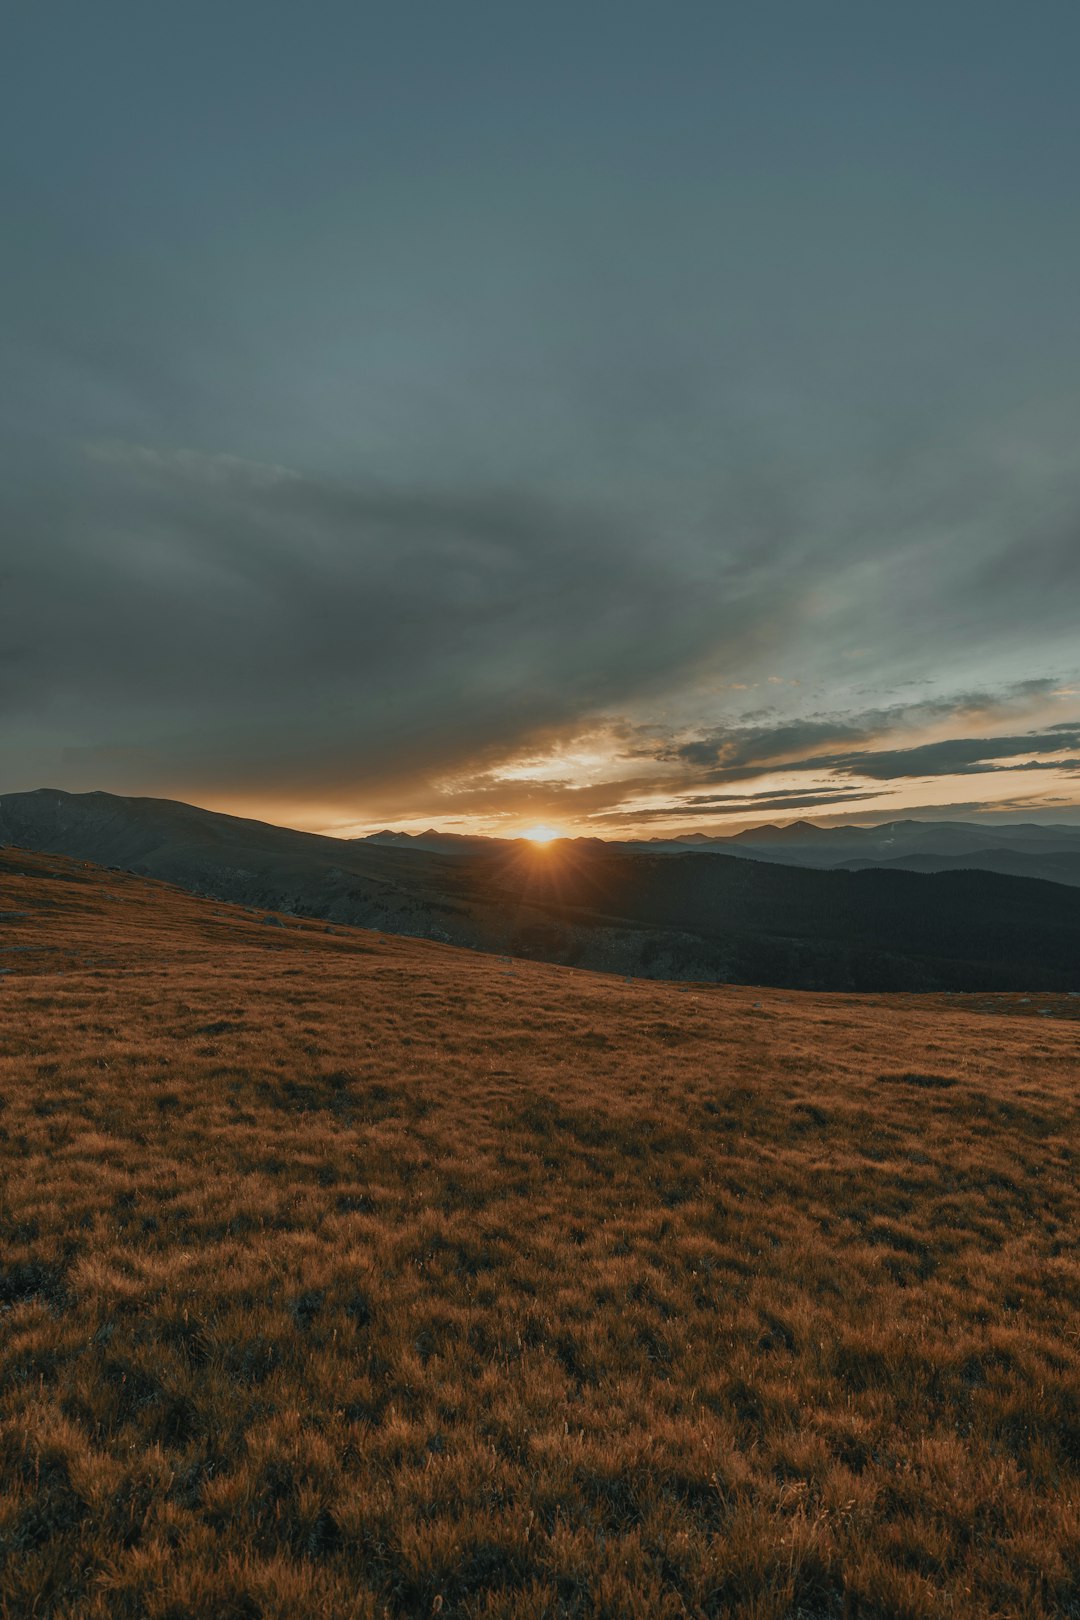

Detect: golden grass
0,847,1078,1619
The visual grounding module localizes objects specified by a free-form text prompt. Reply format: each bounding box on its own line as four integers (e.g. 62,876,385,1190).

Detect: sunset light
523,824,560,844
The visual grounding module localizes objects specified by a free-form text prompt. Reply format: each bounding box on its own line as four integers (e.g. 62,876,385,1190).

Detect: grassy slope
0,848,1078,1620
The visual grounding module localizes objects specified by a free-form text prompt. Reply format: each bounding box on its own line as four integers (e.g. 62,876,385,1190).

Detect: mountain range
365,817,1080,888
1,788,1078,991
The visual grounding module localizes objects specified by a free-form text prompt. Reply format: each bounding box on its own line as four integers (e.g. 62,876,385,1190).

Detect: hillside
0,848,1078,1617
620,819,1080,888
2,789,1080,991
835,847,1080,888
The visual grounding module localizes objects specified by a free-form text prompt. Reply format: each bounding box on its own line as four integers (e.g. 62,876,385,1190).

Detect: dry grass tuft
0,847,1078,1618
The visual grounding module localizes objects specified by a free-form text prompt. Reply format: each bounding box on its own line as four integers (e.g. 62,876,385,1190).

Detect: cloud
0,443,804,809
596,789,887,824
668,717,874,771
6,4,1080,837
6,315,1080,836
681,787,885,808
660,686,1072,776
805,728,1080,782
561,692,1080,834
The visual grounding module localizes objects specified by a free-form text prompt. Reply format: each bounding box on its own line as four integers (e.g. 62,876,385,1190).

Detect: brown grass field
0,847,1078,1619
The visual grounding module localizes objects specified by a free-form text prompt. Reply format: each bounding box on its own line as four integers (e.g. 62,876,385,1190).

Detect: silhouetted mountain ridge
595,817,1080,886
1,789,1078,991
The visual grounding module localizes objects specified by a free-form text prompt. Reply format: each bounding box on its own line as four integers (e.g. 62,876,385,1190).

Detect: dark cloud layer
1,445,796,803
671,714,1080,786
3,6,1080,830
812,733,1080,782
604,792,886,824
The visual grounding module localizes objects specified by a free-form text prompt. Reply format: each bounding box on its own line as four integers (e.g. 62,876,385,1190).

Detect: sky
3,1,1079,838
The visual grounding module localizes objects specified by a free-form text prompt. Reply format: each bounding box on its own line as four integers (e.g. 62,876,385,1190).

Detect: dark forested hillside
1,789,1078,991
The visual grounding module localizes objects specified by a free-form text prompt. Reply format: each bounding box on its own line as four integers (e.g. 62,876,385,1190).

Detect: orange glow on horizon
522,824,560,844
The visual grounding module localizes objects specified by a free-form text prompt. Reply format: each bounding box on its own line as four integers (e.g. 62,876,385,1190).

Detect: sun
523,824,560,845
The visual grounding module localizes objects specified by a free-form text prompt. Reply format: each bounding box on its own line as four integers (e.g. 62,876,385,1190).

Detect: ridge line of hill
2,788,1079,992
